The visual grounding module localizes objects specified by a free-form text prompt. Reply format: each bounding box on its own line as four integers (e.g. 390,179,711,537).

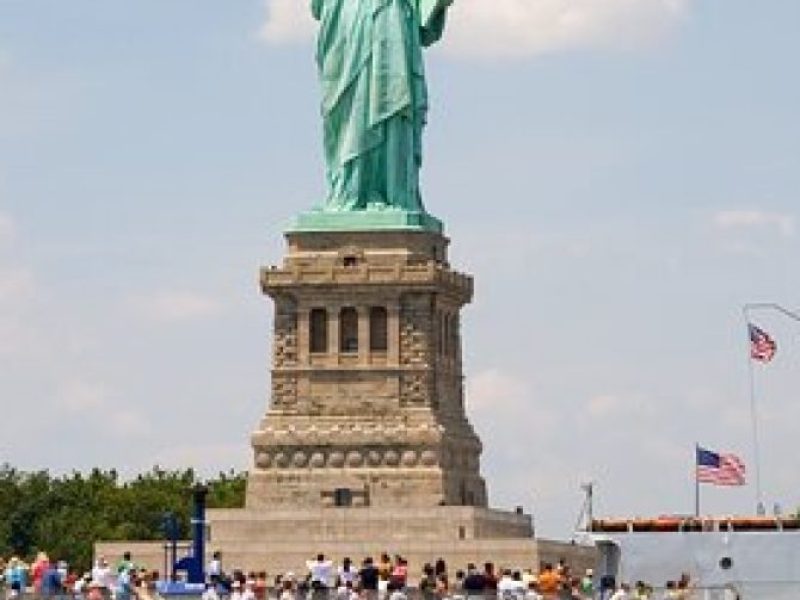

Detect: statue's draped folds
312,0,450,212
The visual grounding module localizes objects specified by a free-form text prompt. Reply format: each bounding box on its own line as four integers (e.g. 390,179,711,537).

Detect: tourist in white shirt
338,557,357,587
307,554,334,589
207,552,223,582
91,558,113,591
498,570,526,600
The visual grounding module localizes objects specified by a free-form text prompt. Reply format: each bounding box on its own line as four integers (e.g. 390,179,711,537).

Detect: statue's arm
311,0,323,20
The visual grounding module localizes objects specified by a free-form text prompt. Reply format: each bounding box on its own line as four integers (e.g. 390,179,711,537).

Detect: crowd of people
202,552,706,600
1,551,725,600
0,552,160,600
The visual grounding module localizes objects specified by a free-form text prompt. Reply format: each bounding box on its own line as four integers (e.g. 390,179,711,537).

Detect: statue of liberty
299,0,453,232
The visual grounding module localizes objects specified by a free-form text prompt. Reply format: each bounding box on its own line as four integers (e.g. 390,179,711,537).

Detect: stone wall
94,536,596,582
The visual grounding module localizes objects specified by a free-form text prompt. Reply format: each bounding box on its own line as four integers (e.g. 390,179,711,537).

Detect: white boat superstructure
589,517,800,599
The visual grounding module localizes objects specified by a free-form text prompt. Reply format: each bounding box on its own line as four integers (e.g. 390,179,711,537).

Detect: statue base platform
289,208,443,234
203,505,542,574
95,505,593,577
96,515,596,580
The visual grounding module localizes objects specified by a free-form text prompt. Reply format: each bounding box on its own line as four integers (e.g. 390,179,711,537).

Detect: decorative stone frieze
252,446,445,470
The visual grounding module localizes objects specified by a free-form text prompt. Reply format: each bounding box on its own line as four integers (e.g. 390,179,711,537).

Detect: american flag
696,446,746,486
749,322,777,362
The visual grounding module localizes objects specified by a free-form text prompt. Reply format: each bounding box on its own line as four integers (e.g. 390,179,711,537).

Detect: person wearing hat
580,569,593,597
87,580,105,600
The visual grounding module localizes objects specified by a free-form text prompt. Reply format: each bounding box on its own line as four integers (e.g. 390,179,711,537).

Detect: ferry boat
588,516,800,598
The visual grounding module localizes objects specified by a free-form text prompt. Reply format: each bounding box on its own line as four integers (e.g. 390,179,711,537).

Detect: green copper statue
297,0,452,232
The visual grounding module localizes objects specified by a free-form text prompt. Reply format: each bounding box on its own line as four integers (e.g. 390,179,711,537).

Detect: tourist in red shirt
31,552,50,593
390,557,408,589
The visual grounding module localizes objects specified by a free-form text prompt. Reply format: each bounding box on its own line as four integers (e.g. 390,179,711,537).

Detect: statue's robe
311,0,449,211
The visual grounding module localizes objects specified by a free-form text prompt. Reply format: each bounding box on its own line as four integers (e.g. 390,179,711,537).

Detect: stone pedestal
246,230,487,512
204,229,553,571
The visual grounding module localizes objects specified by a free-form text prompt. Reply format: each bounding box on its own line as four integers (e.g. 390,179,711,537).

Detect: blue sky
1,0,798,538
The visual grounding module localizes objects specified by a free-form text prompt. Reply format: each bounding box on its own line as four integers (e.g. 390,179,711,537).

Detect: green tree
0,464,246,572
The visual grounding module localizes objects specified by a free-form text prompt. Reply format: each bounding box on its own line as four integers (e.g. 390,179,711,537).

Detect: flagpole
743,306,765,515
695,443,700,517
743,303,800,515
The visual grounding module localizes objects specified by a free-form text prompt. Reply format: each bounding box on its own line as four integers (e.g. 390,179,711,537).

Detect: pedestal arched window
309,308,328,353
340,307,359,353
369,306,388,352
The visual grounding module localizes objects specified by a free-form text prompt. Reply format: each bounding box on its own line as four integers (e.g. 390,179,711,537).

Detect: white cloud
0,211,16,245
467,368,563,470
447,0,690,58
584,392,657,421
467,368,561,431
258,0,316,43
56,379,151,437
110,410,151,437
0,212,40,357
58,379,108,412
0,265,40,358
586,393,623,418
713,209,796,238
258,0,692,58
0,265,34,304
468,367,530,410
130,290,223,322
0,213,31,306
